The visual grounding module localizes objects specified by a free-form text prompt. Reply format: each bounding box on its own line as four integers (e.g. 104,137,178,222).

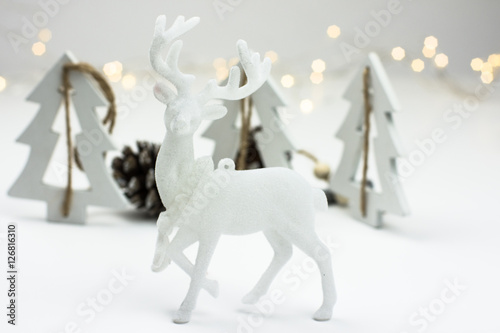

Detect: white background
1,1,500,333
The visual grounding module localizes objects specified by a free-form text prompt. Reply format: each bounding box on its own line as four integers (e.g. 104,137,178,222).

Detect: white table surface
1,69,499,333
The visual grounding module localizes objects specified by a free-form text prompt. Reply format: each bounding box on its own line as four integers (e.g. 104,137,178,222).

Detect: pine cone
112,141,165,217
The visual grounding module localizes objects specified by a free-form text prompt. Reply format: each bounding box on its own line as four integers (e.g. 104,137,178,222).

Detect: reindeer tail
313,188,328,212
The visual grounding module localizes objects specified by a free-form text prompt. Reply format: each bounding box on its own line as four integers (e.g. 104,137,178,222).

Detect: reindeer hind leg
282,226,336,321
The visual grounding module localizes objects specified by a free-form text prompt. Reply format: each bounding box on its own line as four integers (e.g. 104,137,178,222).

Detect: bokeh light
481,71,493,84
434,53,448,68
470,58,483,71
310,72,324,84
38,28,52,42
488,54,500,67
311,59,326,73
0,76,6,92
216,67,229,81
424,36,438,49
300,99,314,114
411,59,425,72
391,47,405,61
32,42,46,56
265,51,278,64
281,74,295,88
481,62,493,73
228,57,239,68
121,74,136,90
103,61,123,77
327,25,341,38
422,46,436,58
212,58,226,69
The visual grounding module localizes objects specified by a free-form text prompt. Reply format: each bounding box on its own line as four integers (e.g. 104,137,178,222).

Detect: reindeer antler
150,15,200,99
197,40,271,105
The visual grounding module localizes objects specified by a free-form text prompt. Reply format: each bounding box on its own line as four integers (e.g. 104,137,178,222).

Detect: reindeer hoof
173,309,192,324
313,307,332,321
151,257,171,272
241,292,261,305
205,279,219,298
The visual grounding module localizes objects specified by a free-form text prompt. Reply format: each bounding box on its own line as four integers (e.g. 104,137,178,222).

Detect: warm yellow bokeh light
424,36,438,49
103,63,116,76
216,67,229,81
391,47,405,61
311,59,326,73
38,28,52,42
281,74,295,88
115,62,123,73
212,57,226,70
488,54,500,67
103,61,123,77
310,72,324,84
32,42,46,56
411,59,425,72
481,71,493,84
300,99,314,114
265,51,278,64
470,58,483,71
434,53,448,68
327,25,341,38
481,62,493,73
228,57,239,68
121,74,136,90
108,72,122,83
0,76,6,92
422,46,436,58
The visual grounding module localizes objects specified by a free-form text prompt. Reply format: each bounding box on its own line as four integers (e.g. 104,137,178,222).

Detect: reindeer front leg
154,222,219,298
174,234,220,324
152,212,174,271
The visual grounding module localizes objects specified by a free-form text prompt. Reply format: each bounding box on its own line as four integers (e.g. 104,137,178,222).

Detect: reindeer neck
156,132,195,205
160,131,195,175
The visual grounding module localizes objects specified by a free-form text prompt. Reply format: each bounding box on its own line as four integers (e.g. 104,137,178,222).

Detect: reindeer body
189,166,326,235
149,15,336,324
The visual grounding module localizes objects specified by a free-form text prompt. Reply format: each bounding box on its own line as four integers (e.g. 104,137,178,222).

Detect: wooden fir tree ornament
149,15,336,324
8,52,129,223
329,52,410,228
202,64,296,169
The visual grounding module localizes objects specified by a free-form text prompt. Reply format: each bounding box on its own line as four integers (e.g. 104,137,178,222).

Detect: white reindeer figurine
150,15,336,324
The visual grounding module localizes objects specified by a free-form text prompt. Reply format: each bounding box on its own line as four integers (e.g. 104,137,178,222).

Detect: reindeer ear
154,82,176,104
202,104,227,120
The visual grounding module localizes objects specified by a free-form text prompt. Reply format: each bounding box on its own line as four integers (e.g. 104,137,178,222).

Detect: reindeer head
150,15,271,136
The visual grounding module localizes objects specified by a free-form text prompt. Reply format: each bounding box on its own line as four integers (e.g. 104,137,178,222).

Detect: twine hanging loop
236,72,253,170
360,66,372,217
61,62,117,216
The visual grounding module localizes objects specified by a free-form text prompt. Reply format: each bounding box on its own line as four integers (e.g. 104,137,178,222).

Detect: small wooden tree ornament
329,52,410,227
202,64,296,169
8,52,129,223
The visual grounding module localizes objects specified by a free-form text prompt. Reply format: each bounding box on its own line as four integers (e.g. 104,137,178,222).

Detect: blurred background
2,0,499,182
1,1,499,333
1,0,499,78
